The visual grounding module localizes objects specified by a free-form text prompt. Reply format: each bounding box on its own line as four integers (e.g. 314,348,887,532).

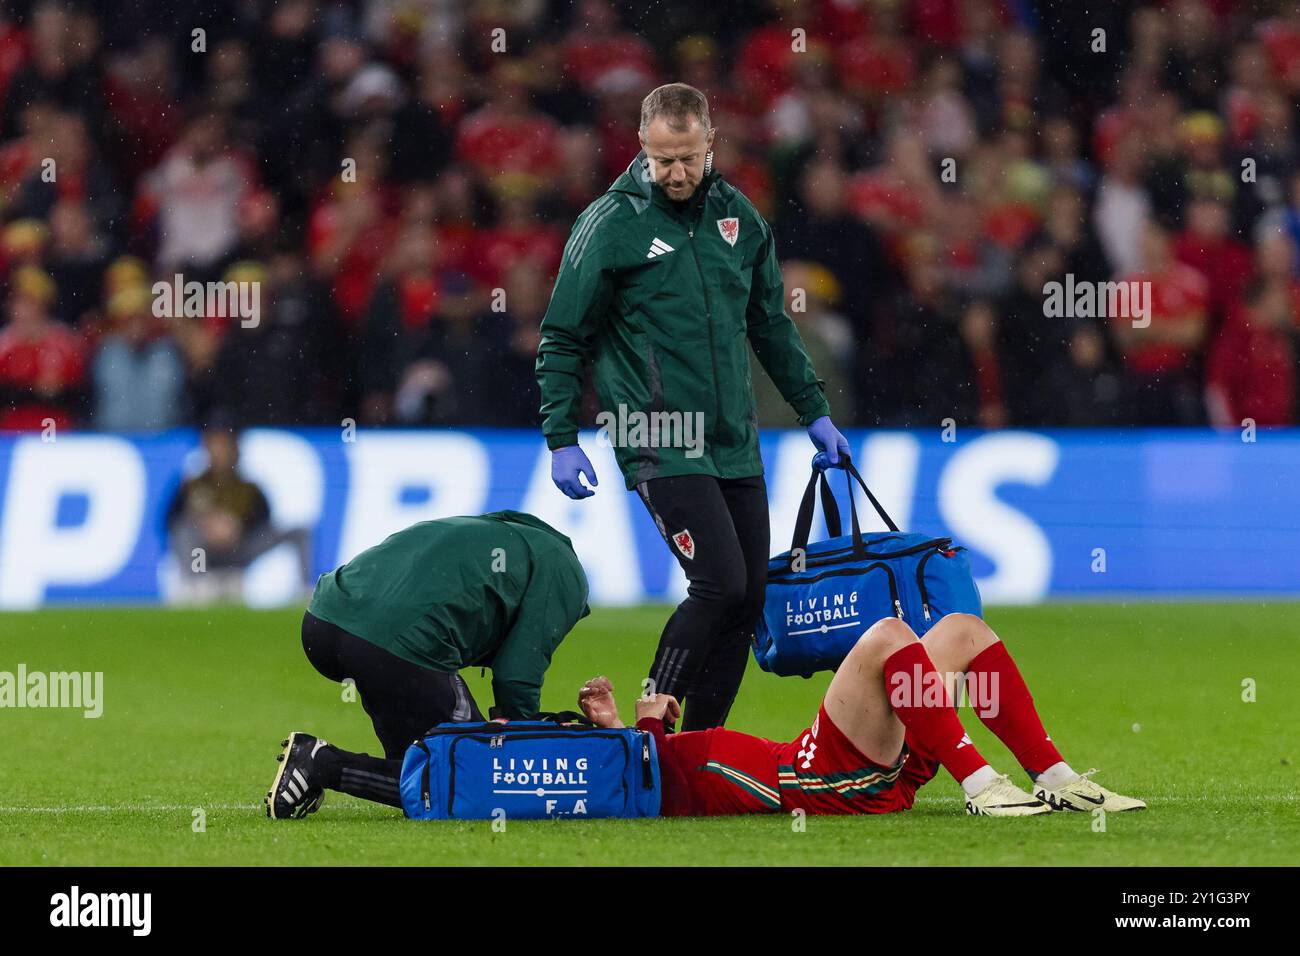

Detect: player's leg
266,731,405,819
921,613,1145,811
301,610,483,757
825,618,1049,816
636,475,751,728
676,475,769,730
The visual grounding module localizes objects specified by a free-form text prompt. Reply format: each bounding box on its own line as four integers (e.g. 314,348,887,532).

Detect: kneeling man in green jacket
300,511,590,760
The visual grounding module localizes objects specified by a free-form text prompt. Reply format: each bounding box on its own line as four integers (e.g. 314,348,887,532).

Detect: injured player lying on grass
266,613,1145,819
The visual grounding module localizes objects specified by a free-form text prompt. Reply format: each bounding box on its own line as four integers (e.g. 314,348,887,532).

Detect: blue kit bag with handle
752,457,983,678
400,717,661,820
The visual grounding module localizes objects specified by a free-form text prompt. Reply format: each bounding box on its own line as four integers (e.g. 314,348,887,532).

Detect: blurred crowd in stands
1,0,1299,434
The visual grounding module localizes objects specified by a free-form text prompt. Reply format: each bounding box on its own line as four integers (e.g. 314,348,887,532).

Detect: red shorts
666,703,939,816
775,703,940,815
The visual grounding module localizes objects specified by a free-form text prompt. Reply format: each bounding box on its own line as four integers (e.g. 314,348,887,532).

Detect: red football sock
882,642,988,783
967,641,1064,777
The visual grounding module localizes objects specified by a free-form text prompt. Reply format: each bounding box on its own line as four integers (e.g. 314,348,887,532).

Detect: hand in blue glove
551,445,598,499
807,416,850,468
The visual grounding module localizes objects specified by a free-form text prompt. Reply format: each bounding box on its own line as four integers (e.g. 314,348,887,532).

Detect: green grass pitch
1,602,1297,866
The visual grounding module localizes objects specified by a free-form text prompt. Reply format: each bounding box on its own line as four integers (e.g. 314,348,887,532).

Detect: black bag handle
537,710,597,727
792,468,839,554
790,454,900,558
843,459,900,534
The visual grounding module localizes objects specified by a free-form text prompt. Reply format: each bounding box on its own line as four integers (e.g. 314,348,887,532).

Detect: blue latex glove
551,445,598,499
807,416,850,468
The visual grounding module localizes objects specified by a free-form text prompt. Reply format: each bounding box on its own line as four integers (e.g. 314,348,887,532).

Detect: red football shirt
1116,264,1210,374
0,321,87,431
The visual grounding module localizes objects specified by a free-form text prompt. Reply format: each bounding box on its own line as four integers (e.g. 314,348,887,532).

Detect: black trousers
300,611,483,759
636,474,769,730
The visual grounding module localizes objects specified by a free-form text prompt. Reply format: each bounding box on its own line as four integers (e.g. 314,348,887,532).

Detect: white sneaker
965,773,1052,816
1034,769,1146,812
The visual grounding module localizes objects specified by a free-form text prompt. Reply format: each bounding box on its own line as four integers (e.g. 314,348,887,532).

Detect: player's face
640,117,715,201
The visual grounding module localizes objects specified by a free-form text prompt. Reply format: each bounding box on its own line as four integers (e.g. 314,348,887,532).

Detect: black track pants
636,474,769,730
301,611,483,758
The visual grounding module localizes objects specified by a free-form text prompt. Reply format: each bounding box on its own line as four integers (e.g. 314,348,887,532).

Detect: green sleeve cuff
793,386,831,427
545,432,579,451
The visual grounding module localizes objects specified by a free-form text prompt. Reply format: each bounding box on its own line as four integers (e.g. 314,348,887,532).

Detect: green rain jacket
308,511,590,719
536,151,831,488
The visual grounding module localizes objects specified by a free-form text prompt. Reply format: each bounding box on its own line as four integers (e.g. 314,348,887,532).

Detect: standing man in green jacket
300,511,588,748
535,83,850,731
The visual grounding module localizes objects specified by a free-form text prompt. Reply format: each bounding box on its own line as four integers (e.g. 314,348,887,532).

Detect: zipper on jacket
685,207,722,446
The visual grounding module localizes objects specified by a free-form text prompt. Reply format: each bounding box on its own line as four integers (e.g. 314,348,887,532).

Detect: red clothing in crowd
474,221,566,289
816,0,873,41
736,25,801,110
0,321,86,431
397,274,439,332
434,221,481,280
846,168,928,231
1259,15,1300,87
1116,264,1210,374
983,201,1042,251
1091,106,1135,170
103,69,183,181
561,32,657,94
1207,299,1297,425
595,117,643,186
836,36,917,99
455,107,562,184
909,0,967,47
1173,232,1253,317
0,22,28,111
307,192,401,325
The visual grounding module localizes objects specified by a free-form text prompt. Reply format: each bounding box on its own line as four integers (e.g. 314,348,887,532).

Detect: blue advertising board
0,428,1295,608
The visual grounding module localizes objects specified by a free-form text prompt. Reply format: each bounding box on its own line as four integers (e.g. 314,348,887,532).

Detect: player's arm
535,207,619,452
632,693,697,816
744,214,831,426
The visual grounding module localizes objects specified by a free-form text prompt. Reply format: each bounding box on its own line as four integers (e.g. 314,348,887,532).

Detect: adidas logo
646,237,675,258
956,733,973,749
282,768,310,802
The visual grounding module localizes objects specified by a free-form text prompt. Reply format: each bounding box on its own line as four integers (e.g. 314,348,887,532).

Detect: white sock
960,764,1000,797
1036,761,1077,789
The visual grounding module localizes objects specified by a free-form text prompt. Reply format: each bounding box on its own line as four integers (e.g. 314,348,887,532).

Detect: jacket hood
487,510,591,618
487,509,575,548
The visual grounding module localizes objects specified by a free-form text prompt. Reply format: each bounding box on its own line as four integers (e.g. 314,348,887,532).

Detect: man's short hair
639,83,710,137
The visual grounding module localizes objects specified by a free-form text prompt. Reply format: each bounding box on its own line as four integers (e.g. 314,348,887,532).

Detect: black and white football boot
266,732,329,820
